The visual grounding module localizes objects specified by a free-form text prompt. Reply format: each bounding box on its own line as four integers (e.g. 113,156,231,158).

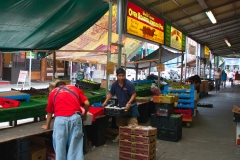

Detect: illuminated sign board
164,23,186,51
126,2,164,44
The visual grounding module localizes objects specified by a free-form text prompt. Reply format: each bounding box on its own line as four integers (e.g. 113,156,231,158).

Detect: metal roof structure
130,0,240,58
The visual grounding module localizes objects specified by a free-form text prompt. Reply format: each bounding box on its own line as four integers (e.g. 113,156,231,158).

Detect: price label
106,62,114,74
156,64,165,72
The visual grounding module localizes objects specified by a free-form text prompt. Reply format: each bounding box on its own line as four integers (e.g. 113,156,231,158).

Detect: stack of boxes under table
119,126,157,160
151,95,182,142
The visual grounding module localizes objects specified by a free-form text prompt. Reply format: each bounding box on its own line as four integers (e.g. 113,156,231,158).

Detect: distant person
85,64,90,80
214,68,221,92
90,64,95,80
187,74,201,102
228,70,234,87
221,70,227,89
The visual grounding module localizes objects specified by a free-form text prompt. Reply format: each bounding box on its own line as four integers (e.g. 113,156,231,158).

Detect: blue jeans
215,79,221,91
53,114,84,160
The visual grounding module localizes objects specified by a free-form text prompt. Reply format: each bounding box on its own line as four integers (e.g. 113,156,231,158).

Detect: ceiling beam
172,0,239,22
186,14,240,33
211,43,240,51
161,1,199,16
147,0,170,8
180,7,240,29
193,28,240,39
196,30,240,40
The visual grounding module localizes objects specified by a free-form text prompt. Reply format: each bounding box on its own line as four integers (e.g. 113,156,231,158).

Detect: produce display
169,84,191,90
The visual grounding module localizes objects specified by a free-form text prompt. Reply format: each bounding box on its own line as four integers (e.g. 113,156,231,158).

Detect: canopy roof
126,46,182,69
53,6,144,64
0,0,108,51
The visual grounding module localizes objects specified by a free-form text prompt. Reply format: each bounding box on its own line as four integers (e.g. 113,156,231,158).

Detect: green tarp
0,0,108,51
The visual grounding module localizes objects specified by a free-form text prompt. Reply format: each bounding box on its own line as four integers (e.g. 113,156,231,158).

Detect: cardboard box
119,140,156,151
235,122,240,145
232,105,240,114
119,151,155,160
119,145,155,156
31,145,46,160
119,126,157,136
119,134,156,144
153,95,174,104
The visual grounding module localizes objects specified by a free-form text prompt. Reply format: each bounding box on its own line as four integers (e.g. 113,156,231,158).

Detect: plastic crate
138,103,148,123
151,114,182,131
157,128,182,142
0,97,20,109
233,113,240,122
7,138,30,153
104,107,131,117
9,151,30,160
178,97,194,103
155,103,174,117
174,108,192,119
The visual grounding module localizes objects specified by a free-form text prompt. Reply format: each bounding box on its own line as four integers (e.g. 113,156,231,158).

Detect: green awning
0,0,108,51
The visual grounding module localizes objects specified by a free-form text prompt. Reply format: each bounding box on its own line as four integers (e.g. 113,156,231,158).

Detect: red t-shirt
46,85,88,117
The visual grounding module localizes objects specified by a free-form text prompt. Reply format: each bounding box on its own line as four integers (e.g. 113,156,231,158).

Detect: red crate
119,151,155,160
0,97,20,109
174,108,192,119
119,145,155,156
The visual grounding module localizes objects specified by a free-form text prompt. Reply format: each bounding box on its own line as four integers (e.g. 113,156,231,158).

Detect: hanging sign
126,2,164,44
204,46,210,59
106,62,114,75
156,64,165,72
164,23,186,51
188,44,196,55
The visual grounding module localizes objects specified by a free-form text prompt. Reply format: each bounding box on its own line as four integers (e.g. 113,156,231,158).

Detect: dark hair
55,81,66,87
116,68,126,75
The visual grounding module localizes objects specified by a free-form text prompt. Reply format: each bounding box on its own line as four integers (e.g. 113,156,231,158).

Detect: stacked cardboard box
119,126,157,160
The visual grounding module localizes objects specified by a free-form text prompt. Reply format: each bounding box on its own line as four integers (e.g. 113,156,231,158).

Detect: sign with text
164,23,186,51
18,70,28,83
126,2,164,44
204,46,210,59
106,62,114,75
26,52,37,59
156,64,165,72
188,44,196,55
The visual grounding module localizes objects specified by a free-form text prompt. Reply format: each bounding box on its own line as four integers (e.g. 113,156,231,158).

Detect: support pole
70,61,72,83
106,0,113,95
29,51,32,87
180,53,184,82
124,54,126,71
53,51,56,80
184,38,188,82
158,45,162,87
117,0,123,68
148,62,152,76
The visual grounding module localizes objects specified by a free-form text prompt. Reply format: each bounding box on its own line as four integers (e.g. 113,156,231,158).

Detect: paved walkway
84,83,240,160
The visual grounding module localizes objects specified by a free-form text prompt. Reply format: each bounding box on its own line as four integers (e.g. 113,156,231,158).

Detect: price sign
156,64,165,72
18,70,28,82
106,62,114,75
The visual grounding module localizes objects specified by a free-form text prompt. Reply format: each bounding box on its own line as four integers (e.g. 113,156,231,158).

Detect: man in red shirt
41,81,90,160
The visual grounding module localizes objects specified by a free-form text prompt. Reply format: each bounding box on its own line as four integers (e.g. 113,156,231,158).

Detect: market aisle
84,84,240,160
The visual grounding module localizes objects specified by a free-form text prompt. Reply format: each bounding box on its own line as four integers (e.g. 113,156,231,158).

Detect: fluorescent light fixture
225,39,231,47
205,10,217,24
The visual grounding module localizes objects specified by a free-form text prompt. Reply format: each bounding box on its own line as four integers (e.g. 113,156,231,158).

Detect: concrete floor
85,83,240,160
0,80,239,159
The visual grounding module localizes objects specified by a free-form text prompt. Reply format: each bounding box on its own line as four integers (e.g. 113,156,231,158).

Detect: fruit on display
169,84,191,90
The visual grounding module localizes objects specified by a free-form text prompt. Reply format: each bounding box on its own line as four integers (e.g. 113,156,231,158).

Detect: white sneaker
112,135,119,143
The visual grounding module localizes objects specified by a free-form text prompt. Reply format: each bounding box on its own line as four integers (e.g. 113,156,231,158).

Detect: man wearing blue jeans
41,81,90,160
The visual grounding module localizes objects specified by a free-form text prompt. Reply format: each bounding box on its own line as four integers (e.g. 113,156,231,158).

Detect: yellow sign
170,27,182,50
156,64,165,72
126,2,164,44
106,62,114,75
204,46,210,59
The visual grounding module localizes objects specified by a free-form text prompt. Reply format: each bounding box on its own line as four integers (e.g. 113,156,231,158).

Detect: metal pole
117,0,123,68
158,45,162,87
180,53,183,82
106,0,113,95
70,61,72,83
184,38,188,82
53,51,56,80
29,51,32,88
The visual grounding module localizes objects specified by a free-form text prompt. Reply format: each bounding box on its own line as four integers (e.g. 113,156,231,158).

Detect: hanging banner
204,46,210,59
126,2,164,44
188,44,196,55
17,70,29,88
164,23,186,51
